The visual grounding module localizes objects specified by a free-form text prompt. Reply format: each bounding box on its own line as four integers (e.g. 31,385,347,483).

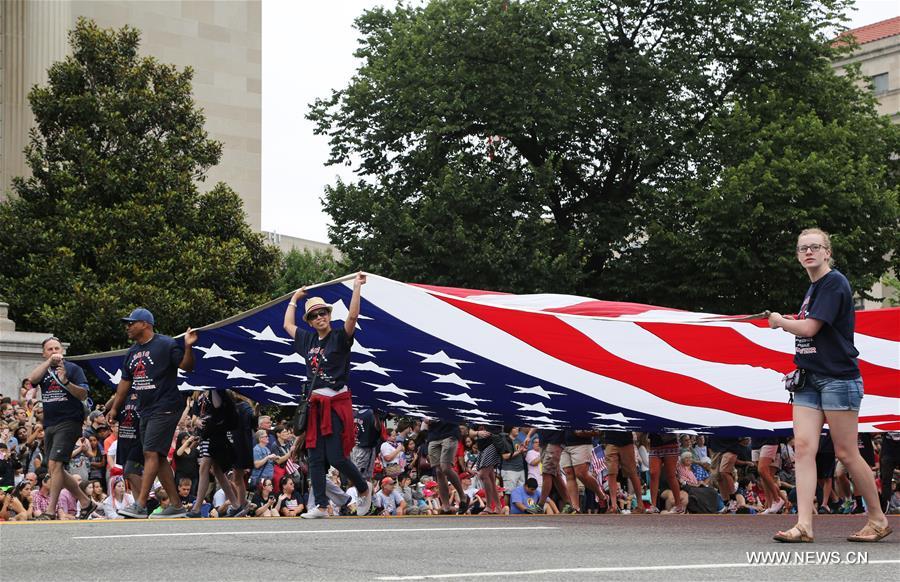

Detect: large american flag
72,273,900,436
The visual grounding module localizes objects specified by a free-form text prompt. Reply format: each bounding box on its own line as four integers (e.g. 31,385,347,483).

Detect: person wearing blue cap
106,308,197,519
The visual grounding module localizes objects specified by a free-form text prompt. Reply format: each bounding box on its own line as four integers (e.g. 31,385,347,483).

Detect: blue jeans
793,372,863,412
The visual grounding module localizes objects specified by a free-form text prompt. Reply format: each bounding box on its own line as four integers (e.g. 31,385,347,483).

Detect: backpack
685,484,719,514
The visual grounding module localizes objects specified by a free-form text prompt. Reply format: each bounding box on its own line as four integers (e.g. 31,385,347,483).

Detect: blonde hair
798,227,834,266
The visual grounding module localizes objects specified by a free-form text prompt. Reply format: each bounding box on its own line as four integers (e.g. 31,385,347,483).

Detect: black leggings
308,411,368,509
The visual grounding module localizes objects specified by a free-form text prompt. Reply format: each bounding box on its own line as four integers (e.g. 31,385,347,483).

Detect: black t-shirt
355,408,379,448
426,420,459,442
0,456,15,487
251,492,273,509
539,430,565,446
709,437,743,455
751,436,780,449
117,390,140,444
649,433,677,447
40,361,88,428
174,445,199,478
473,423,501,450
604,430,633,447
121,334,186,416
794,270,859,379
564,430,594,446
276,489,304,513
293,327,353,390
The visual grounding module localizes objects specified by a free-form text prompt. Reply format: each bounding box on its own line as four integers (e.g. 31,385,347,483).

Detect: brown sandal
847,522,893,543
773,524,814,543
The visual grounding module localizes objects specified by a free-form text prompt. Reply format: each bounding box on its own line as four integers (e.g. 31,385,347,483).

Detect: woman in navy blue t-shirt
768,228,890,543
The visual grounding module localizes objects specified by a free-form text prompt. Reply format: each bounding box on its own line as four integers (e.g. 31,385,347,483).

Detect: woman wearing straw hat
283,272,372,518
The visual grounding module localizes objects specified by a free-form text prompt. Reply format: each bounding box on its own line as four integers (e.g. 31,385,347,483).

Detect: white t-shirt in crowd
525,449,541,481
374,489,404,515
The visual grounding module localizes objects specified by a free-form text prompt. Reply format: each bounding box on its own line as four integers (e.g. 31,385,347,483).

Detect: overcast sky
261,0,899,244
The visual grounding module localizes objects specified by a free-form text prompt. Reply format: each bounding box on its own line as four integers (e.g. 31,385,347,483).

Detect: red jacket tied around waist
305,390,356,457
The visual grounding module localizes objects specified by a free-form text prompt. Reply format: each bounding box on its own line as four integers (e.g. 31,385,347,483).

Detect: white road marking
376,560,900,580
73,525,557,540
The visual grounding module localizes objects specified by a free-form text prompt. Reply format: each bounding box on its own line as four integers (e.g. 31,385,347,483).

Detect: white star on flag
451,408,499,417
234,382,296,400
351,361,399,376
424,372,483,390
239,325,292,345
352,342,385,358
378,399,429,409
212,367,265,381
264,351,306,364
462,416,497,425
410,350,473,369
435,392,489,407
194,343,244,361
178,381,215,391
518,415,562,425
664,427,713,435
508,385,564,400
512,401,564,415
269,400,298,406
286,373,308,382
590,412,643,423
362,382,420,398
99,366,122,385
330,299,373,328
590,423,629,430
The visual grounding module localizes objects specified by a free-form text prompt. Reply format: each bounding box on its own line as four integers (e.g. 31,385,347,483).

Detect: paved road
1,514,898,581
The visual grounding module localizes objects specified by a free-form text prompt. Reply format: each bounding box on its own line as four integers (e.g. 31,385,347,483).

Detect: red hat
380,477,395,486
459,472,472,479
425,480,438,488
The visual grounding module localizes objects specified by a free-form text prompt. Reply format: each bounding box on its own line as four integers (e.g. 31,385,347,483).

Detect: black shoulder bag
292,366,319,436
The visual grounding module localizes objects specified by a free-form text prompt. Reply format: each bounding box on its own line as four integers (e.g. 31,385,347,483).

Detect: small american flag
589,444,607,480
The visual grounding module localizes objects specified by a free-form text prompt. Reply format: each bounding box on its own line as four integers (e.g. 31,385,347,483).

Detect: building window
871,73,888,95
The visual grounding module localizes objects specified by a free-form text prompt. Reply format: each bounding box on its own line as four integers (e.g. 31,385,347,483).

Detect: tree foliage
274,248,346,296
0,19,279,353
309,0,899,312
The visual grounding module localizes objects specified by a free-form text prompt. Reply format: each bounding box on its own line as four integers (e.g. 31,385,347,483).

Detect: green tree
309,0,898,311
0,19,279,353
274,247,346,296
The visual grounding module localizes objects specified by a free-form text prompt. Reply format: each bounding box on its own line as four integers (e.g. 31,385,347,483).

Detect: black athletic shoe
457,494,470,515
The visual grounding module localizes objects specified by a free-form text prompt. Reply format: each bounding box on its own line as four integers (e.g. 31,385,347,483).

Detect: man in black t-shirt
351,407,383,489
107,308,197,519
27,337,97,520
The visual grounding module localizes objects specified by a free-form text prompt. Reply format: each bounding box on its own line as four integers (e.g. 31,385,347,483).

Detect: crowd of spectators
2,385,898,521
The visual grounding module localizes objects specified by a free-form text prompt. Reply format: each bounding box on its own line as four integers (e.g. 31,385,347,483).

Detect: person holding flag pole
283,272,372,518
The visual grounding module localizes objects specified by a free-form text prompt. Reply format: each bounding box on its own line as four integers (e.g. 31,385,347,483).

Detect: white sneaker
301,506,329,519
761,499,785,515
356,488,372,516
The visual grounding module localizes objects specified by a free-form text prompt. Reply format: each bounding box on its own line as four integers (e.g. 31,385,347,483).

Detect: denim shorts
792,372,863,412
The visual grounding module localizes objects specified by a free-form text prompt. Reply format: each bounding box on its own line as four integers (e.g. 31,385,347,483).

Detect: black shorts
116,436,144,472
139,411,181,455
815,452,836,479
230,429,254,470
43,420,82,462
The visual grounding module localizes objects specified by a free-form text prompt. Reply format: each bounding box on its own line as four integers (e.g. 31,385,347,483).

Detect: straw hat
303,297,333,321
